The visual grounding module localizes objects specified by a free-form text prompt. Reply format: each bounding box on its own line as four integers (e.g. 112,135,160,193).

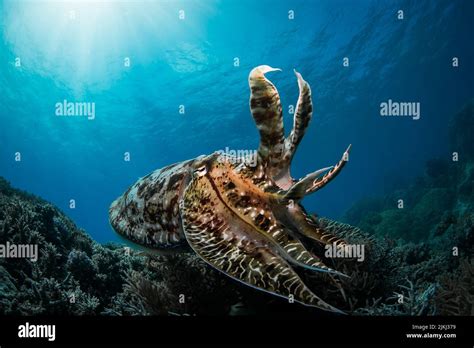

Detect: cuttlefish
109,65,352,313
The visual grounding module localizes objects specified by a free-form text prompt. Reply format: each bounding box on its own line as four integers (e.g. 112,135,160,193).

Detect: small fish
109,66,352,313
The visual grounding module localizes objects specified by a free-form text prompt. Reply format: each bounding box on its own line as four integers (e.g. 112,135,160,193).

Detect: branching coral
435,258,474,315
0,174,472,316
354,279,437,316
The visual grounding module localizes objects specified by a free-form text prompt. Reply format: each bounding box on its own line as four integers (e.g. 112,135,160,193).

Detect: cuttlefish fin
249,65,286,174
180,173,344,313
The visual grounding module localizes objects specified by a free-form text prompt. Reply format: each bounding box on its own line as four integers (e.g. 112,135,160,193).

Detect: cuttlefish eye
194,165,207,177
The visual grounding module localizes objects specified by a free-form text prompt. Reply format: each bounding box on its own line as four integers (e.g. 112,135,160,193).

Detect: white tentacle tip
293,68,308,88
259,65,281,74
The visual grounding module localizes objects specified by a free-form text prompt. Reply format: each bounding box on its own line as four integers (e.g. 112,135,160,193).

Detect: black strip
0,316,472,345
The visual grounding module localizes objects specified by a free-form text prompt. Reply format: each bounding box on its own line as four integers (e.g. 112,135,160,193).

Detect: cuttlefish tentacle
282,145,351,201
287,69,313,154
249,65,285,175
275,69,314,188
283,166,333,201
305,144,352,195
249,67,315,190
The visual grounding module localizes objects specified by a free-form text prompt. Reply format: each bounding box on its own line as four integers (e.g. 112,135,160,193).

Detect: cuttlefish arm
283,145,352,201
249,65,286,179
306,144,352,195
250,67,351,194
275,70,314,187
180,166,344,313
286,70,313,157
285,203,350,247
273,145,352,246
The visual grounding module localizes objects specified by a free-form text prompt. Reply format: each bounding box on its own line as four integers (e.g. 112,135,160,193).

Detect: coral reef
0,101,472,316
0,178,242,315
337,100,474,315
435,258,474,315
343,100,474,243
0,173,472,315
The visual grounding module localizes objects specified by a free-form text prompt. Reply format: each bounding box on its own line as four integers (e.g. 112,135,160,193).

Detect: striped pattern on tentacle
286,70,313,156
277,145,351,201
180,169,344,313
249,67,315,188
305,144,352,196
249,66,285,176
279,70,313,181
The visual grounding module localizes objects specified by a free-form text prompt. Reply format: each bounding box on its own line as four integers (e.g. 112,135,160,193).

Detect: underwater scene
0,0,473,334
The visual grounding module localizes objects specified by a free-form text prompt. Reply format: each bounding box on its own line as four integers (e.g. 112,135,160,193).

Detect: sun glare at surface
3,1,215,93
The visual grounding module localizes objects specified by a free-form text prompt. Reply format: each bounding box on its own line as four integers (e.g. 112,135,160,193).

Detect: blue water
1,0,472,243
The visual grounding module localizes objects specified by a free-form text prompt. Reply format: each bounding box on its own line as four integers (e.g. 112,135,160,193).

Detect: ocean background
0,0,472,244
